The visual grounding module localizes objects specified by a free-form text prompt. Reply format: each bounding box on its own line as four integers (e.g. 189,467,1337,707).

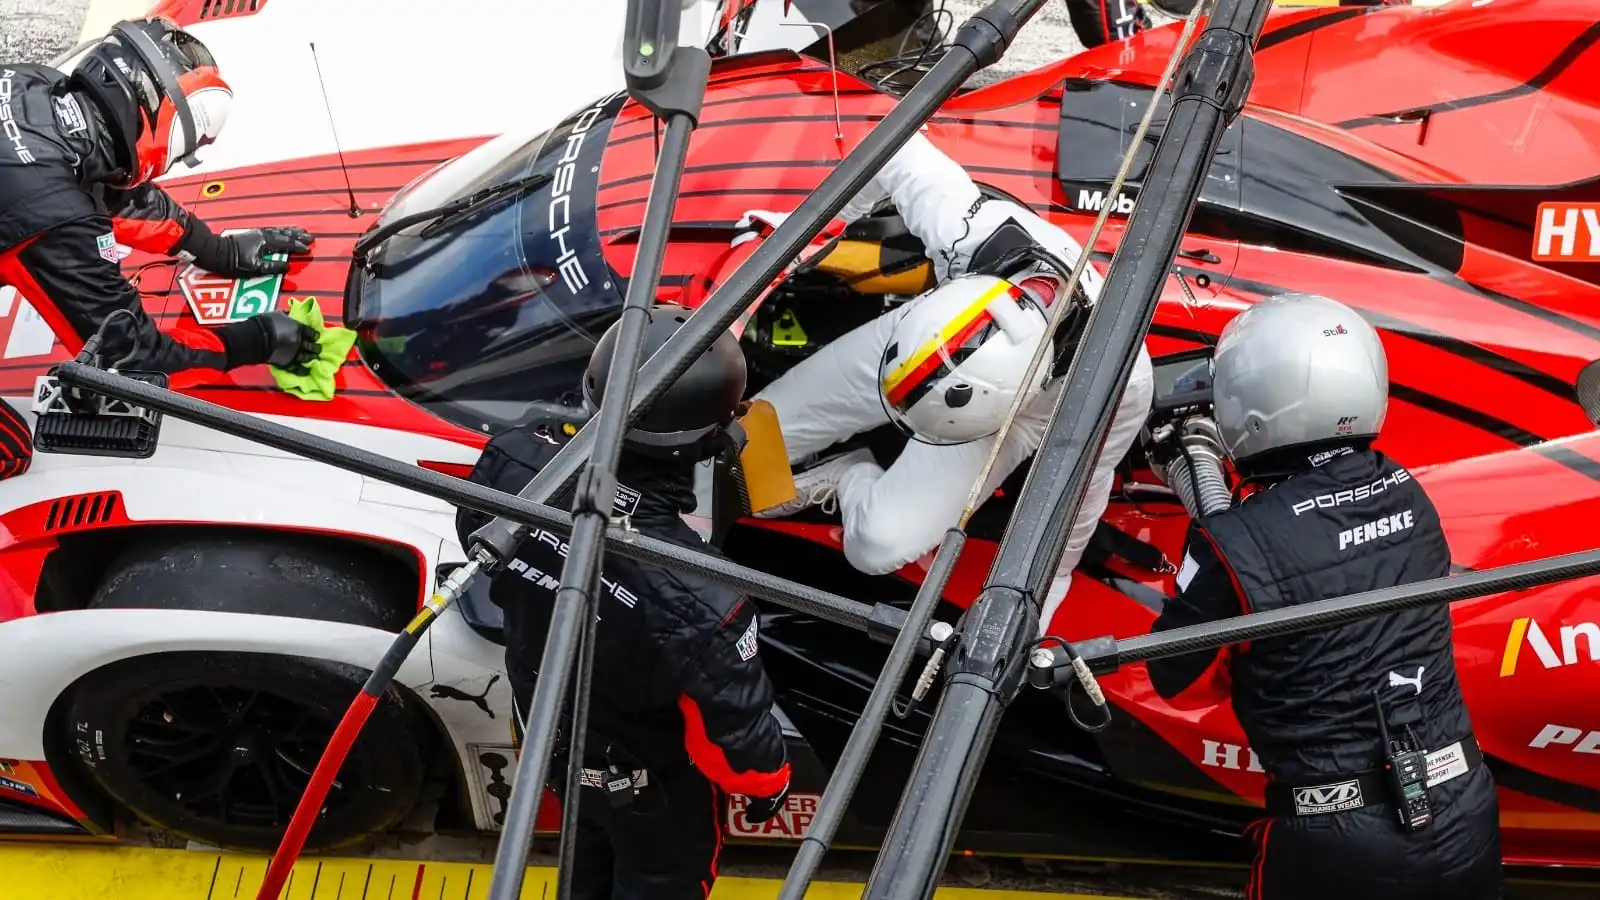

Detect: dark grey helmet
583,304,748,463
1211,293,1388,465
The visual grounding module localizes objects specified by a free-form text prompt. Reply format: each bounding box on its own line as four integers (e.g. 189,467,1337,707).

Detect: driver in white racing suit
747,133,1154,630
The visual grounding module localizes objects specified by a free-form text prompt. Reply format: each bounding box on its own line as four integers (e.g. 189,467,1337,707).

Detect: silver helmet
1211,293,1388,466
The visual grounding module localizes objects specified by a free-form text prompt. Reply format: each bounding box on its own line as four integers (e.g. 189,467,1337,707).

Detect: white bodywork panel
425,608,523,829
0,609,438,760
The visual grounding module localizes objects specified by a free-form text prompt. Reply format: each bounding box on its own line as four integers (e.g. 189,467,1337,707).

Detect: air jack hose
254,562,480,900
1158,417,1231,518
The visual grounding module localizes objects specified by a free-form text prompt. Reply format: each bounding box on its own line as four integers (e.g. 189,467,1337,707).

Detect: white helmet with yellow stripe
878,273,1053,446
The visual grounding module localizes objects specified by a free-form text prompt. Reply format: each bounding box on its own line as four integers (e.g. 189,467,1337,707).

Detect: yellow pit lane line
0,844,1136,900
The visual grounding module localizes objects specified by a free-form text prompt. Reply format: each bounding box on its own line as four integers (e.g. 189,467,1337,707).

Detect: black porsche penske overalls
457,421,791,900
0,65,240,382
1203,451,1502,900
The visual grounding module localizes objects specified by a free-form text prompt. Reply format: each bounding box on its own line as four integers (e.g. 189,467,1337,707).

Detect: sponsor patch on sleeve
736,615,759,662
95,232,130,264
613,482,641,517
54,94,88,135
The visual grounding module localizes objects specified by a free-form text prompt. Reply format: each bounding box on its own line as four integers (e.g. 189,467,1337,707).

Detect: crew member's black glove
216,311,322,374
177,218,316,278
742,782,790,825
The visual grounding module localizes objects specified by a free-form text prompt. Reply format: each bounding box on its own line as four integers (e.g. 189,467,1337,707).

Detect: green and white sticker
177,230,288,326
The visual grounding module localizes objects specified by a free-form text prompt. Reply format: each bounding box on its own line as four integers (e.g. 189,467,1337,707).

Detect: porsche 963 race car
0,0,1594,871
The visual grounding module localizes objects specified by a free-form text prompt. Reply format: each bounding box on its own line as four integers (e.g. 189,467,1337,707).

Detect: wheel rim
122,685,362,830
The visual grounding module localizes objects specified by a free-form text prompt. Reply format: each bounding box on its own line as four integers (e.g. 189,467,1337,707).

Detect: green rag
269,298,357,402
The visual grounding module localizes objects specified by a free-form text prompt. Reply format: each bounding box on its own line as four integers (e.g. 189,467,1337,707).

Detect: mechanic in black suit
0,17,320,475
1147,294,1502,900
457,305,791,900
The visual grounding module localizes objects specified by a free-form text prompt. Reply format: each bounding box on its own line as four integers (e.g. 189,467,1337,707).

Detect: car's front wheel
62,650,425,852
57,531,428,851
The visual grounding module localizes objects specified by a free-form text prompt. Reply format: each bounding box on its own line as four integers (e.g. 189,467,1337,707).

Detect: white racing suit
754,133,1155,631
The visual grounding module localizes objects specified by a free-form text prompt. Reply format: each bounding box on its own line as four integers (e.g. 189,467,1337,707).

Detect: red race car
0,0,1594,869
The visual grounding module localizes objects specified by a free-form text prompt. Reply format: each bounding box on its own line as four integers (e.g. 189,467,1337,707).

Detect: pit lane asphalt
0,0,91,64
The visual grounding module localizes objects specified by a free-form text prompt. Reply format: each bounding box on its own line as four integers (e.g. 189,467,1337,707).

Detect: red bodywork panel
144,0,273,27
1,0,1596,864
599,0,1600,864
0,138,492,448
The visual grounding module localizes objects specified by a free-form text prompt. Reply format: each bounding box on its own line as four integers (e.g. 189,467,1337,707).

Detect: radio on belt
1373,691,1432,832
605,765,636,809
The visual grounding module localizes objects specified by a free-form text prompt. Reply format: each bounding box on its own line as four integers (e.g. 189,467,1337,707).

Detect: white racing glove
729,171,885,251
729,208,852,273
731,209,791,248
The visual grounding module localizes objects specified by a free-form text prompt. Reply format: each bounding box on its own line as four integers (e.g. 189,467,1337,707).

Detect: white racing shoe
755,448,876,519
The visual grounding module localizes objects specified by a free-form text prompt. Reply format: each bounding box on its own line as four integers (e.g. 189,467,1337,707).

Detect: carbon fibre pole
780,2,1201,891
1025,548,1600,683
464,0,1053,568
52,359,906,636
776,528,964,900
485,2,710,896
858,0,1275,894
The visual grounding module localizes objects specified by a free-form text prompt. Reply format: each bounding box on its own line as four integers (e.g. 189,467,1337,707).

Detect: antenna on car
308,42,362,218
783,20,845,151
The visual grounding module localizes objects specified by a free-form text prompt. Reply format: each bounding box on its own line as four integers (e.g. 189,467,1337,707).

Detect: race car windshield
350,172,554,268
347,92,629,435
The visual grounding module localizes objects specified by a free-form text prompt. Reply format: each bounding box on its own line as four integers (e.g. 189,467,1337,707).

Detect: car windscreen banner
524,89,630,315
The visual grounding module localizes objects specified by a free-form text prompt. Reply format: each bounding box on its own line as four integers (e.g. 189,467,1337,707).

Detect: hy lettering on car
1533,202,1600,262
1199,740,1265,773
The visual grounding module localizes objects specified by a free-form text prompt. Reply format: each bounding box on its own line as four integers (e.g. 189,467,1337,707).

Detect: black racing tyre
89,531,415,630
62,651,425,852
60,531,426,851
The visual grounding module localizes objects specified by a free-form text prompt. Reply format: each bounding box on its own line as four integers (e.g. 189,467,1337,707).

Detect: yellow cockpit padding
811,239,937,296
736,399,796,514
